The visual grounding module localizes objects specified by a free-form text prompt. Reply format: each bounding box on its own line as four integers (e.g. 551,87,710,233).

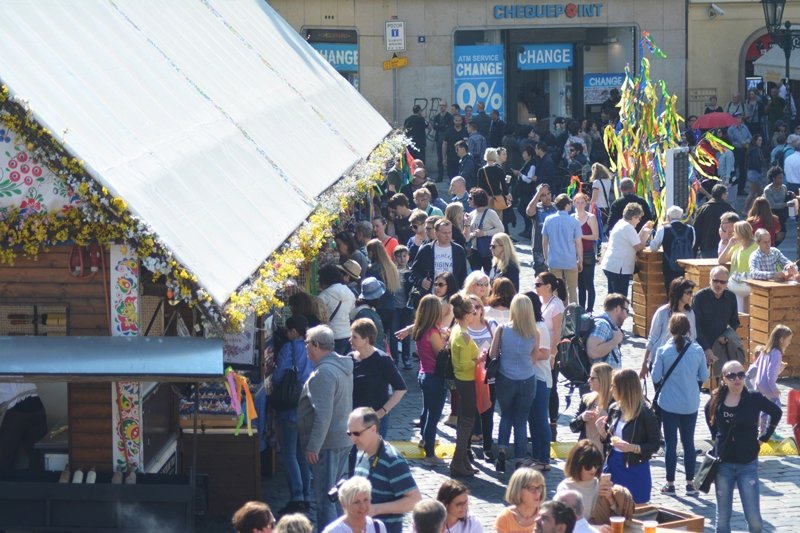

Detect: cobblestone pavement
214,212,800,533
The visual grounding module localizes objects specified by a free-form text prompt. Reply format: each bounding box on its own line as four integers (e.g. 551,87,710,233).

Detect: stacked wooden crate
738,312,750,363
747,280,800,377
677,258,722,288
632,250,666,338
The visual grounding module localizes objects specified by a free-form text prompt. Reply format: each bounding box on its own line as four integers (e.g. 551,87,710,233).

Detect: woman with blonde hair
465,293,498,457
322,477,386,533
595,369,661,503
411,295,448,464
488,232,520,291
488,294,540,473
495,467,546,533
462,270,491,305
444,202,468,248
718,220,757,311
478,147,510,214
589,162,615,233
275,514,313,533
366,238,401,358
569,362,614,453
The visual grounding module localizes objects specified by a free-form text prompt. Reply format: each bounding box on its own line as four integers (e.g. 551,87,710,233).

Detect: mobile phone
601,473,611,484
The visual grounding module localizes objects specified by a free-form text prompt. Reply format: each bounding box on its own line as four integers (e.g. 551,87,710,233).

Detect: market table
632,250,666,337
676,258,721,287
746,279,800,377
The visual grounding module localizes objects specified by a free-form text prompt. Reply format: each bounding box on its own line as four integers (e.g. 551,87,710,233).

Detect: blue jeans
311,446,350,530
379,412,391,439
528,379,551,464
603,270,631,298
279,419,311,501
715,459,762,533
661,410,698,482
418,373,447,457
495,373,536,458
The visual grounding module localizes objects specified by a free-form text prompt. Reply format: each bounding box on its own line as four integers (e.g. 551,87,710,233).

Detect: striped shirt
354,441,418,533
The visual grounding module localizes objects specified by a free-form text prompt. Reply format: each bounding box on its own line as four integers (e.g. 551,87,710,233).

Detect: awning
753,44,800,82
0,336,223,382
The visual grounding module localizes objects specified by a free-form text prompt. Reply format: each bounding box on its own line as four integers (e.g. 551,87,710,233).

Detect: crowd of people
226,98,799,533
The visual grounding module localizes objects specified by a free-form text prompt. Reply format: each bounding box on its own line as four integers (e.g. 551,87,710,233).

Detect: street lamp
762,0,800,85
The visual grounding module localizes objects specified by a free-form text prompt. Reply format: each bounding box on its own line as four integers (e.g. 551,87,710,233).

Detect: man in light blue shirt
542,193,583,304
727,113,752,181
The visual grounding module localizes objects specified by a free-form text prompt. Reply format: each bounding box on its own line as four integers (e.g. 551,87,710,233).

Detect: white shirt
600,221,640,275
433,243,454,276
573,518,600,533
784,152,800,185
521,162,536,184
592,178,614,209
443,515,483,533
533,323,552,386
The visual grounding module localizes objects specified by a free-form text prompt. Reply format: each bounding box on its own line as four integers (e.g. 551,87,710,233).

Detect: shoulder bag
271,342,301,411
696,417,735,494
484,325,504,383
484,168,509,212
650,339,692,421
476,210,492,258
434,330,455,380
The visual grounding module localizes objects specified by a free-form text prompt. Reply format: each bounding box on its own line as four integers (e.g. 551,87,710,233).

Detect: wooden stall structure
746,280,800,377
632,250,666,337
676,258,721,288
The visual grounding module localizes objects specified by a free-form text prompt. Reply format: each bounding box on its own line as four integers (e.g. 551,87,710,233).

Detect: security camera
709,3,726,18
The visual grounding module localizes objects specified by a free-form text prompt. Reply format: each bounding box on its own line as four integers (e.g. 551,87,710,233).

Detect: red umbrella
693,112,739,130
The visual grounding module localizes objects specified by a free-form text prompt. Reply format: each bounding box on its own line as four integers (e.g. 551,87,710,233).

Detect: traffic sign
385,21,406,52
383,56,409,71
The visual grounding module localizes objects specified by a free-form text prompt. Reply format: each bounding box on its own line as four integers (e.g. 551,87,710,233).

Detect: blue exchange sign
584,73,624,104
517,44,573,70
453,45,505,117
310,43,359,72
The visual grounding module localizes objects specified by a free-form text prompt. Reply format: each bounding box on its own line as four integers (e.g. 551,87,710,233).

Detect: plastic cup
609,516,625,533
642,520,659,533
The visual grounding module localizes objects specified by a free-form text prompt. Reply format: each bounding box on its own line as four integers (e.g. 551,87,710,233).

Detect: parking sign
385,21,406,52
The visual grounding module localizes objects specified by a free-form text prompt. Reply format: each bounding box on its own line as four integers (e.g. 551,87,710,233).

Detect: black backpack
771,145,791,169
666,224,694,272
555,304,596,386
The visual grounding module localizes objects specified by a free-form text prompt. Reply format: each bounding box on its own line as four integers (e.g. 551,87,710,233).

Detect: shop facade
271,0,687,126
687,0,797,119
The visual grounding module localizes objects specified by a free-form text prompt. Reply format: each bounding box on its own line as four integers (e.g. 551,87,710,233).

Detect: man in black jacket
692,184,735,258
410,219,467,294
607,178,653,231
432,101,453,182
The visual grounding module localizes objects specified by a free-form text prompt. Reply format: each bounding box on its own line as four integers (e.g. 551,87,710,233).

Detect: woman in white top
323,477,386,533
599,203,654,299
467,187,504,274
317,263,357,354
436,479,484,533
484,277,515,324
589,163,615,236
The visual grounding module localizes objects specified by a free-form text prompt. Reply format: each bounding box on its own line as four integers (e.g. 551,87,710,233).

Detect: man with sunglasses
297,326,354,530
692,266,743,377
348,407,421,533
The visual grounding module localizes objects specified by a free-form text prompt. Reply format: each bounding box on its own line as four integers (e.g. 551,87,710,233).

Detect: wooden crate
677,258,724,288
738,312,751,362
631,250,666,337
633,504,705,532
747,280,800,377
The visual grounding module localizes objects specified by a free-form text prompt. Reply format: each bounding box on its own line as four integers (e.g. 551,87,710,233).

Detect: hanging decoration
0,84,408,332
224,366,258,436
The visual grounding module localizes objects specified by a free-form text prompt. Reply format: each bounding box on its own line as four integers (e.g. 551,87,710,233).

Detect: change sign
584,73,624,104
453,45,505,116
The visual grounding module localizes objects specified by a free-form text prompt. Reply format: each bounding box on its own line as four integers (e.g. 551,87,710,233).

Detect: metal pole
393,68,398,127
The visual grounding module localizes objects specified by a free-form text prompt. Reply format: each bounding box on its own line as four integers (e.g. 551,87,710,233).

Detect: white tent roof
753,44,799,82
0,0,390,304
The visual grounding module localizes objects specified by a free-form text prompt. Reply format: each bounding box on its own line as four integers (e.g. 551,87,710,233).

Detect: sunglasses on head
724,371,746,381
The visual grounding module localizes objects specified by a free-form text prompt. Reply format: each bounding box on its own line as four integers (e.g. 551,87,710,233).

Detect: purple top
756,348,783,400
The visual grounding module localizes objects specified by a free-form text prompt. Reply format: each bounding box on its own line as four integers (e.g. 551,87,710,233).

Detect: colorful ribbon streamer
224,366,258,436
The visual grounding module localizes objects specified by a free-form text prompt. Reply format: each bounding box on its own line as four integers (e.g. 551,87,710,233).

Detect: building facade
271,0,687,129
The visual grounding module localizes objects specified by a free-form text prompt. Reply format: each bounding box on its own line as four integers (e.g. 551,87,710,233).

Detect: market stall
632,250,666,337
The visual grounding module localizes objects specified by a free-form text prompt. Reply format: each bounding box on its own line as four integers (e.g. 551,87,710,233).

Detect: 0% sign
456,80,502,110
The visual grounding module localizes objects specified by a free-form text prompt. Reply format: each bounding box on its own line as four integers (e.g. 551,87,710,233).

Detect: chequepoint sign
493,3,604,19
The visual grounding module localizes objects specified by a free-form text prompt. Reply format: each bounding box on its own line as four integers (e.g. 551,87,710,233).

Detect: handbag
484,168,509,212
484,325,503,384
696,419,735,494
650,340,692,421
434,333,455,380
271,342,301,411
476,210,492,258
475,363,492,413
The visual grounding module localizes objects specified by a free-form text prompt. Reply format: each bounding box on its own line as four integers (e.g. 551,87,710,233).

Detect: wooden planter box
746,279,800,377
677,258,722,288
632,250,666,337
0,472,193,531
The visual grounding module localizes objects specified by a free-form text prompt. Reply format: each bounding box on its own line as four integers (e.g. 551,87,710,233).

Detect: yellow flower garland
0,84,407,331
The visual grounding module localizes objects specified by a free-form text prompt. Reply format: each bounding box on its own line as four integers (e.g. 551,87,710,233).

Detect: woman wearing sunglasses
705,360,783,533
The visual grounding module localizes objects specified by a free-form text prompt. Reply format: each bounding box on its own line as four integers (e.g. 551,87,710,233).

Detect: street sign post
385,21,406,52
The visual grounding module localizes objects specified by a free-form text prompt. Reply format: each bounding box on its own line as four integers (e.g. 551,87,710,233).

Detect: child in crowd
755,325,792,437
393,245,413,369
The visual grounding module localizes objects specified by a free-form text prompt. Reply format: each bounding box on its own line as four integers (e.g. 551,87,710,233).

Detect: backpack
771,145,791,169
271,343,301,411
666,224,694,272
555,304,597,385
